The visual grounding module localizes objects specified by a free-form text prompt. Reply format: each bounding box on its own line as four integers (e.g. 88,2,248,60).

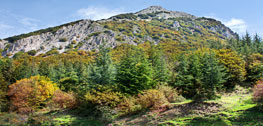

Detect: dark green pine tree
199,51,227,100
59,63,79,91
241,43,251,62
188,53,203,97
116,46,153,95
75,62,89,84
148,44,169,83
244,32,252,47
89,44,116,85
13,59,33,80
174,53,193,97
253,34,262,53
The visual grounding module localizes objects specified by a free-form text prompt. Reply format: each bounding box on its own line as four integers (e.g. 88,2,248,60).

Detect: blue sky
0,0,263,39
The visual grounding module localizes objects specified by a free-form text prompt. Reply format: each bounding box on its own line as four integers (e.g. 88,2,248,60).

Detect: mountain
0,6,237,56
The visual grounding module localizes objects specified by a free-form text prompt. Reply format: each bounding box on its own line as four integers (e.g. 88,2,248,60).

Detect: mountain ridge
0,6,238,56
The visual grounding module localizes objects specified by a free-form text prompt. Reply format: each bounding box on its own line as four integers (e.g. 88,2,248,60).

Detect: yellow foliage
8,75,58,114
137,89,169,110
85,89,123,107
216,49,246,84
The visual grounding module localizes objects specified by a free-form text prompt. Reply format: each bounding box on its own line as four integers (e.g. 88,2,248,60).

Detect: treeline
1,33,263,125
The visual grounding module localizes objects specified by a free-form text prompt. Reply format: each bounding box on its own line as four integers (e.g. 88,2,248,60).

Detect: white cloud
203,14,247,34
77,6,125,20
224,18,247,34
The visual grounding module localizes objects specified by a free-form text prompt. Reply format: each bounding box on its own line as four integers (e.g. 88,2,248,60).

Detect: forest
1,32,263,125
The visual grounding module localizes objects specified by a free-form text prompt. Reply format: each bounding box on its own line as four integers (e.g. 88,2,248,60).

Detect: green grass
159,86,263,126
52,115,103,126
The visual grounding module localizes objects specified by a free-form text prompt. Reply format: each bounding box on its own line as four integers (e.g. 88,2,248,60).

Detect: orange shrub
47,90,77,109
8,76,58,114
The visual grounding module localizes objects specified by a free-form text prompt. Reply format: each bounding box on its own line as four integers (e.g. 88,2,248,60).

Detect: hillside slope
0,6,237,56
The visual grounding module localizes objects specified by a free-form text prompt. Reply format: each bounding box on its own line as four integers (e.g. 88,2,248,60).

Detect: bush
8,76,58,114
118,96,141,115
27,50,37,56
45,49,59,56
47,90,77,110
248,54,263,82
253,80,263,105
72,40,77,44
138,14,149,19
85,87,123,107
157,85,185,103
113,13,137,20
248,62,263,82
0,75,8,112
59,38,68,42
136,89,169,110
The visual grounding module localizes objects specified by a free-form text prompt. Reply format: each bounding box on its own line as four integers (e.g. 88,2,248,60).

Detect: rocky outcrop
135,6,196,19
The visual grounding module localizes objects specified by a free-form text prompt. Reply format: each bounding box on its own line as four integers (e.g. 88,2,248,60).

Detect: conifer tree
148,44,169,83
89,43,116,85
244,32,252,47
116,45,153,95
198,51,227,100
174,53,193,97
253,34,262,53
60,64,79,91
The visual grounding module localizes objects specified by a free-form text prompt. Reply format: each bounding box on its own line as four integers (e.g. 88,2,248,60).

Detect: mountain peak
135,6,196,19
136,6,168,14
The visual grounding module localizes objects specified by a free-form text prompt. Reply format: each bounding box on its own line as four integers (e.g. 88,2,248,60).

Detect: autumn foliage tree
216,49,246,88
8,75,58,114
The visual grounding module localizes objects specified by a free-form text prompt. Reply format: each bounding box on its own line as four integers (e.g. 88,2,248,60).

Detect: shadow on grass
229,105,263,125
26,109,108,126
167,101,222,117
183,105,263,126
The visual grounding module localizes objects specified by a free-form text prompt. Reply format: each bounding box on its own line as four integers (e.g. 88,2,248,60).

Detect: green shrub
45,49,59,56
116,36,125,42
59,38,68,42
0,75,8,112
58,45,63,50
75,42,84,49
138,14,149,19
88,32,101,37
27,50,37,56
72,40,77,44
113,13,137,20
65,44,73,49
